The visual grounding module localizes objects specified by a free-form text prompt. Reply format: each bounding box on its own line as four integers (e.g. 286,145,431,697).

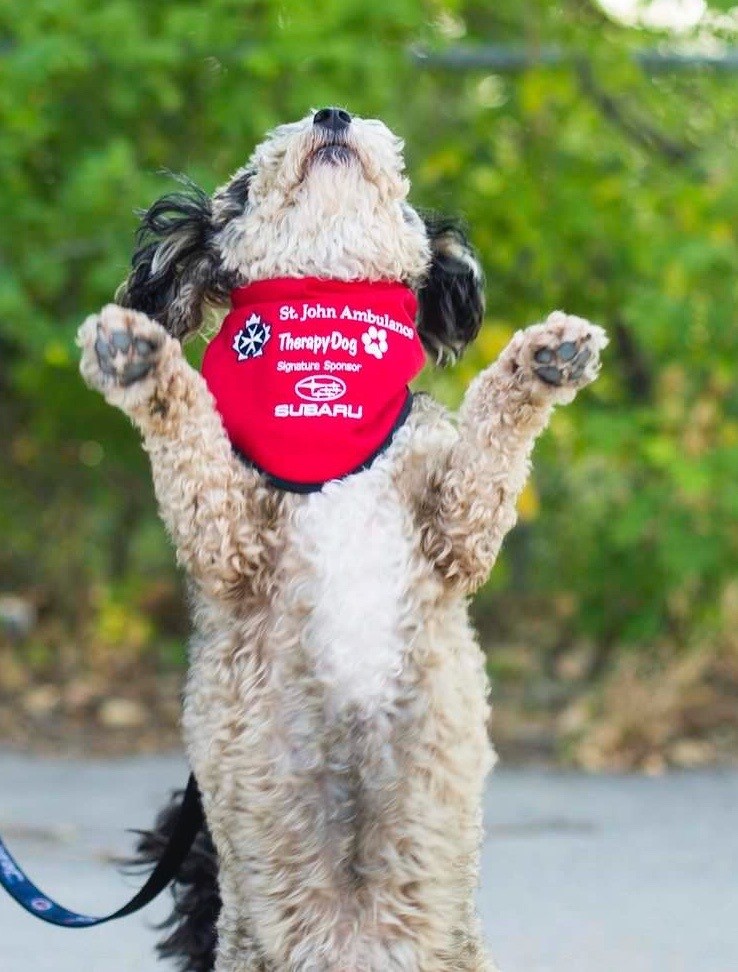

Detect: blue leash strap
0,772,203,927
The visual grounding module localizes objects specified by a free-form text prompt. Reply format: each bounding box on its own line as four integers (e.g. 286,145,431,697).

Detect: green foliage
2,0,738,660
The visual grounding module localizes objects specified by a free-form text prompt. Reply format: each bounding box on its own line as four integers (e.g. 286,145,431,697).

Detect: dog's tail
128,791,221,972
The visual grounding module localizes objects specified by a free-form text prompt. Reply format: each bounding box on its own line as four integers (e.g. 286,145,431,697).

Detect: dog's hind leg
131,791,273,972
418,312,607,594
447,914,500,972
214,907,269,972
77,304,284,605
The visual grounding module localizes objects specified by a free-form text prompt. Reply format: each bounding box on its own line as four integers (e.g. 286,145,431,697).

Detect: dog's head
119,108,484,364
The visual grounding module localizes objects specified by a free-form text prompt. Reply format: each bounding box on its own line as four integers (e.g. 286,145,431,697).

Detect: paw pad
95,319,161,387
533,340,593,387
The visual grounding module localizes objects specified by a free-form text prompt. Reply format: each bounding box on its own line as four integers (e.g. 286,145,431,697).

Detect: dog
77,107,606,972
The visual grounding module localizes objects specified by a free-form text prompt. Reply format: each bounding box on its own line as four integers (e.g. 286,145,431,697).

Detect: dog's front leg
78,304,282,605
422,312,607,593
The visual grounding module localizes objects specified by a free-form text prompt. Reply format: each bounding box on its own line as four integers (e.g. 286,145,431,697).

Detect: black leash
0,772,203,927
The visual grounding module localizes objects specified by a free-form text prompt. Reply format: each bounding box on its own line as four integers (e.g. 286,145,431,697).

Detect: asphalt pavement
0,753,736,972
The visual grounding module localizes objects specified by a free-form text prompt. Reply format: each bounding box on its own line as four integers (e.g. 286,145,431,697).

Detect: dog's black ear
118,173,251,341
211,167,253,226
417,215,485,365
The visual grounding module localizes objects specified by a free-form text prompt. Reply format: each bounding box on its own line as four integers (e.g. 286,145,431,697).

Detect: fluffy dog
77,108,606,972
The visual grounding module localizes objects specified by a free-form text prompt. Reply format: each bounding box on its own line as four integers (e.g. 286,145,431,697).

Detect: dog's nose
313,107,352,133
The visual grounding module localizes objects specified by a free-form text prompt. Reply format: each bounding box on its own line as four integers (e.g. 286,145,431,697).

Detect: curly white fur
295,472,411,712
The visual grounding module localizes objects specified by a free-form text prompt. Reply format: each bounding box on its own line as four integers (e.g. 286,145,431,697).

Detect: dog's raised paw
533,340,592,387
79,304,166,391
527,312,606,391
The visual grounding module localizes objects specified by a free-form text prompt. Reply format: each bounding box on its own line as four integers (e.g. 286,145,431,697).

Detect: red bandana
201,278,425,488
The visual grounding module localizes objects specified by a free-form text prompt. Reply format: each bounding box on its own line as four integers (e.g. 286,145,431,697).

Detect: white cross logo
233,313,272,361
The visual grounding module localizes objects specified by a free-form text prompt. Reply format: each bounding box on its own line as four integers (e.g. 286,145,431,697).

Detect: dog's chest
289,472,411,709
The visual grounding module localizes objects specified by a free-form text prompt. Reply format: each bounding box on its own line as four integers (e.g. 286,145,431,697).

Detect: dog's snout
313,107,352,133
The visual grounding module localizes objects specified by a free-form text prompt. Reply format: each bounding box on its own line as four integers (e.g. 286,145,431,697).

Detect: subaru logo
294,375,347,402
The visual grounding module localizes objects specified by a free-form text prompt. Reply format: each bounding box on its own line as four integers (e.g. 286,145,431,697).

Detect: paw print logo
233,313,271,361
362,326,388,360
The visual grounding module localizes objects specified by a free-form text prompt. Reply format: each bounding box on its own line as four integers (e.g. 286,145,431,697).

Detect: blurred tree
2,0,738,667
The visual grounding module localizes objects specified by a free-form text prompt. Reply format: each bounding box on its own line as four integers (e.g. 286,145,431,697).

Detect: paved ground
0,753,736,971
